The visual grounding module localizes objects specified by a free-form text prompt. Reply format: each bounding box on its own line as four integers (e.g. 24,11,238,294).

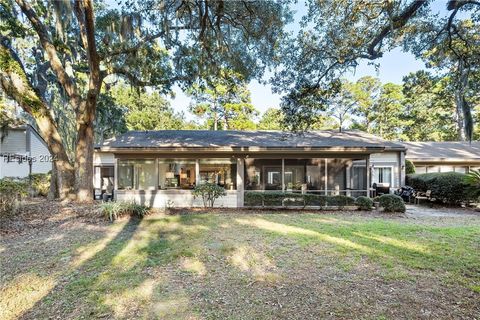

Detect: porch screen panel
199,158,236,190
284,159,325,192
327,159,347,194
118,160,155,190
245,159,282,190
158,160,196,189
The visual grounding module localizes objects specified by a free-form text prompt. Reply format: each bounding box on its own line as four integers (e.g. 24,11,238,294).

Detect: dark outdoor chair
373,182,390,196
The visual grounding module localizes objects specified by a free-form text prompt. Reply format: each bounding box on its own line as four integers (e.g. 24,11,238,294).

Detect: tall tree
188,70,258,130
1,0,290,201
257,108,284,130
274,0,479,139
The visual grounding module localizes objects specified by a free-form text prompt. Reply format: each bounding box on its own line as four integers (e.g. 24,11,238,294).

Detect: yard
1,203,479,319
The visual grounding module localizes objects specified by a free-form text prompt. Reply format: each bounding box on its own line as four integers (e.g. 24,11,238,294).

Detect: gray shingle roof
99,130,405,150
403,141,480,160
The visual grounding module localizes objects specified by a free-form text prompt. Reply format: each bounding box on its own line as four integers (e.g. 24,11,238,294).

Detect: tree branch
15,0,82,110
366,0,428,59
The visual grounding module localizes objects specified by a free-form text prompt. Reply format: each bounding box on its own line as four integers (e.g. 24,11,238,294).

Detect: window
244,159,282,190
159,160,196,189
373,167,392,185
118,160,156,190
454,166,467,173
199,158,236,190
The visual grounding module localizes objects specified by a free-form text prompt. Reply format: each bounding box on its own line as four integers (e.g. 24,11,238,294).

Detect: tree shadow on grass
18,217,142,319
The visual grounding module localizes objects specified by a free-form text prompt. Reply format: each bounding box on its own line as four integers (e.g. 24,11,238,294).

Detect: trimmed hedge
355,196,373,210
407,172,470,204
378,194,406,213
405,160,416,174
244,192,356,208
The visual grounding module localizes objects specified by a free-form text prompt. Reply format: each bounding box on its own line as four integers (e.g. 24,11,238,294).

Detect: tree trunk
454,60,468,141
0,44,75,199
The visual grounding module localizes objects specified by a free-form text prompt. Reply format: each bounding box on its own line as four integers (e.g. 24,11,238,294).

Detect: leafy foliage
464,170,480,201
355,196,373,211
29,173,51,197
0,178,28,217
407,172,471,204
378,194,406,213
244,192,358,209
193,183,227,208
188,70,258,130
405,160,416,175
101,201,150,221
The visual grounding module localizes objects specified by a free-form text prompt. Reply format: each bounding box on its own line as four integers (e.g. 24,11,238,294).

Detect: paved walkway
405,204,479,218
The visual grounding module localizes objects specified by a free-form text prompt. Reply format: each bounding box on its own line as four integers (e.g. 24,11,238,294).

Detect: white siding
0,130,27,154
30,130,52,174
370,151,402,189
94,152,115,165
116,190,238,208
0,130,28,178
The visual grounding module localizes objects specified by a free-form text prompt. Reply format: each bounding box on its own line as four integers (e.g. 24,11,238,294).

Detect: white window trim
373,166,394,186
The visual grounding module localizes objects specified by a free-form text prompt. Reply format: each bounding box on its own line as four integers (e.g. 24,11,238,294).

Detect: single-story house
403,141,480,174
0,125,52,178
94,130,406,207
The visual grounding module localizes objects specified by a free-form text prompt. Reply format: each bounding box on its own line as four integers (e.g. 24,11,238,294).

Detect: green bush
355,196,373,210
29,173,51,196
303,193,328,206
263,192,286,206
464,169,480,201
405,160,416,174
193,183,226,208
326,195,355,207
245,191,265,206
407,172,470,204
283,192,305,206
378,194,406,213
0,179,28,217
101,201,150,221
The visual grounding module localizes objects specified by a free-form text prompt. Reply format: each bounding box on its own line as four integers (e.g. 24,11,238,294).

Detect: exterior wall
29,129,53,175
94,152,115,165
370,151,403,190
408,161,479,174
0,130,27,154
116,190,238,208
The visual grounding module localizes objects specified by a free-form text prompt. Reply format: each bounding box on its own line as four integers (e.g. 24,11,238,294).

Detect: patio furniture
414,190,432,204
373,182,390,196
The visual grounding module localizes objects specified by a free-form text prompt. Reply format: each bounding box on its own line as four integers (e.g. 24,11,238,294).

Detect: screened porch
244,157,369,197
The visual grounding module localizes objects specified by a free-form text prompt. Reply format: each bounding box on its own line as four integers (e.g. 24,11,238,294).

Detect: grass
1,212,479,319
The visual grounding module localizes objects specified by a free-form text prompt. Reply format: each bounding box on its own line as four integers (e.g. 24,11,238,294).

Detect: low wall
115,190,239,208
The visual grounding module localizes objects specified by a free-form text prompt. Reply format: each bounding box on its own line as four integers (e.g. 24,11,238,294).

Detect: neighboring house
403,141,480,174
94,130,406,207
0,125,52,178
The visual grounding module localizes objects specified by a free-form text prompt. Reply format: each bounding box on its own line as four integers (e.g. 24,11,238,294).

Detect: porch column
281,158,285,192
346,160,352,197
324,158,328,195
114,158,118,200
154,158,159,190
399,151,406,187
366,156,371,198
236,157,245,207
195,159,200,184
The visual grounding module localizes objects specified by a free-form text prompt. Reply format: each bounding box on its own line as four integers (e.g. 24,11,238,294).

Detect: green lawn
1,212,479,319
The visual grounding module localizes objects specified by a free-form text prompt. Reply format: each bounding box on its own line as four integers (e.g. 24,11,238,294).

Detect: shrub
0,179,28,217
245,191,264,206
29,173,51,196
326,195,355,207
405,160,416,174
193,183,226,208
407,172,470,204
303,193,328,207
101,201,149,221
263,192,286,206
355,196,373,210
464,169,480,201
283,192,304,206
378,194,406,213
